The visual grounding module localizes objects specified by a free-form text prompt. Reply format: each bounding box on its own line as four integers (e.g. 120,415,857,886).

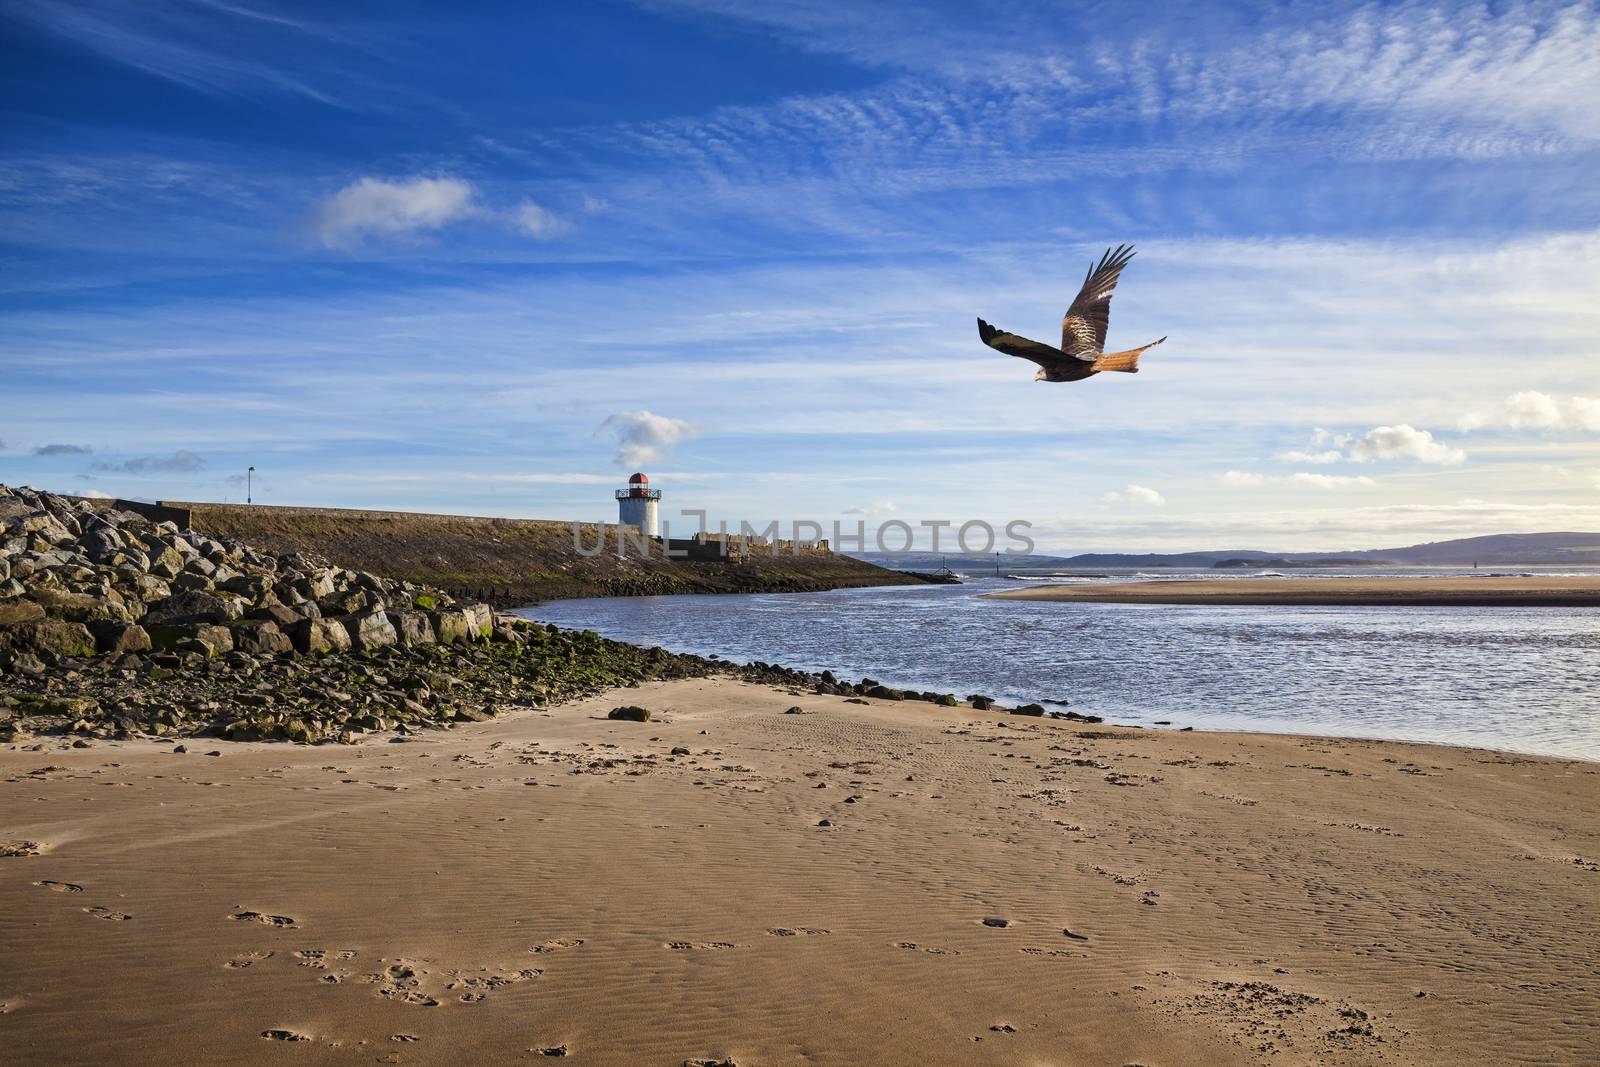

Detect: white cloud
1504,390,1566,429
1220,470,1267,488
1104,484,1164,506
1276,448,1343,464
1343,424,1466,466
598,410,698,467
514,199,568,239
316,177,476,246
1461,392,1600,432
1221,470,1375,489
1289,472,1377,489
1571,397,1600,432
841,500,898,515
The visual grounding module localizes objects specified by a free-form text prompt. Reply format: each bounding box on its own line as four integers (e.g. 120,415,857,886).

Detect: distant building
615,472,660,537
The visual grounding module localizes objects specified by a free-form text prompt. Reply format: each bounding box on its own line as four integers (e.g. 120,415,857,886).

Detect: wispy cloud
513,199,569,239
32,443,93,455
1221,470,1377,489
93,449,207,474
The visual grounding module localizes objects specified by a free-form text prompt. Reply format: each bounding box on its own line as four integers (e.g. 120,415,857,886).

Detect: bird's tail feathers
1093,336,1165,373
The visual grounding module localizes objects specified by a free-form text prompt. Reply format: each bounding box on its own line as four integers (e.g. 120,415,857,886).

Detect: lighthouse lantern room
615,472,662,537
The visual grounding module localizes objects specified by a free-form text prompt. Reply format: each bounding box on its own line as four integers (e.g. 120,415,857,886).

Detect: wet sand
984,574,1600,606
2,679,1596,1065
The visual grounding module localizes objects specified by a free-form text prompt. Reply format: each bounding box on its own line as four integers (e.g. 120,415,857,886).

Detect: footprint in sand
684,1059,738,1067
225,951,276,969
35,880,84,893
767,927,830,937
665,941,736,951
367,961,440,1007
83,905,131,921
531,1045,569,1057
2,840,45,857
259,1029,310,1042
980,917,1011,928
231,910,298,928
446,968,541,1003
293,949,357,969
530,938,585,954
895,941,959,956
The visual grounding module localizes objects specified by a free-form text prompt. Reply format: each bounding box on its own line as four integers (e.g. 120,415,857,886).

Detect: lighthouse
615,472,661,537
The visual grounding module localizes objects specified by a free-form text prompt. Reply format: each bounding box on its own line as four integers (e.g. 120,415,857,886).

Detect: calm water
516,573,1600,760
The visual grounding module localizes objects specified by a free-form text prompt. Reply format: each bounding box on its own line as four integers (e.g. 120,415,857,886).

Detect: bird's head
1033,369,1046,381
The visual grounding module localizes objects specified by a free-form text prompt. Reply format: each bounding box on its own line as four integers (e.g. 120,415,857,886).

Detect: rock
288,617,351,655
785,705,805,714
28,586,128,623
87,621,152,655
453,705,495,723
0,620,97,659
147,623,234,657
865,685,904,701
430,609,474,645
143,591,243,626
464,603,495,639
231,620,294,655
0,600,45,625
969,695,994,710
387,610,436,646
1014,703,1046,717
342,609,398,651
320,588,369,616
607,705,651,722
670,746,690,755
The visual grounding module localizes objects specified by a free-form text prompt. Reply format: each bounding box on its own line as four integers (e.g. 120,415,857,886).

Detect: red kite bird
978,244,1166,383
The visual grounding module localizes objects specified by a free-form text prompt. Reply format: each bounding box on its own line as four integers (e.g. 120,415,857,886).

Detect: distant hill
854,532,1600,571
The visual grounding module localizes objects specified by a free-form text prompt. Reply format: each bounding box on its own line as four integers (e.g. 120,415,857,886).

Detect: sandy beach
3,678,1595,1066
983,574,1600,607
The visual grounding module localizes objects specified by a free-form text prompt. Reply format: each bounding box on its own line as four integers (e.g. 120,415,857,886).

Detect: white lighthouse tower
615,472,661,538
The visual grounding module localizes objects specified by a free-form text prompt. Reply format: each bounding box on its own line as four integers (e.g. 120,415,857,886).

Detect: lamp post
247,466,255,505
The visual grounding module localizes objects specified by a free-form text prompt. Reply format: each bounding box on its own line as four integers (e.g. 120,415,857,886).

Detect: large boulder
87,621,152,655
463,603,495,639
81,525,124,562
387,610,436,646
147,546,186,579
0,620,97,659
143,590,245,626
147,623,234,657
0,600,45,626
28,586,129,623
320,588,369,616
231,619,294,655
287,617,352,655
430,609,474,645
341,609,398,651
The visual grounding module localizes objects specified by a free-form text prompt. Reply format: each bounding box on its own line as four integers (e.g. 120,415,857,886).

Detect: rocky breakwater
0,485,717,744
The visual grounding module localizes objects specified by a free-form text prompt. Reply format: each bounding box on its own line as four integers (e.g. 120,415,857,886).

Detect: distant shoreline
982,575,1600,607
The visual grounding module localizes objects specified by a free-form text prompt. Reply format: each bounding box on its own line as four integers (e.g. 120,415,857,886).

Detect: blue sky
3,0,1598,550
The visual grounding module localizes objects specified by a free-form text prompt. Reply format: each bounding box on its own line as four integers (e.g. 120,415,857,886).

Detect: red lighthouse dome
628,472,648,485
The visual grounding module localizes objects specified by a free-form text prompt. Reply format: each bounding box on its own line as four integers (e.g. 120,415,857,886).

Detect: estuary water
515,573,1600,760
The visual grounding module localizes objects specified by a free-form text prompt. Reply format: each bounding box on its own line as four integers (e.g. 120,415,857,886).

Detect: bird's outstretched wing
977,318,1061,368
1061,243,1136,359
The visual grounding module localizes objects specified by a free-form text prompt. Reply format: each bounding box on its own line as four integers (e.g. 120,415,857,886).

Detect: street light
247,466,256,504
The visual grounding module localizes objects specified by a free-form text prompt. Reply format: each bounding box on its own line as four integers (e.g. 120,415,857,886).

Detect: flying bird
978,244,1166,383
